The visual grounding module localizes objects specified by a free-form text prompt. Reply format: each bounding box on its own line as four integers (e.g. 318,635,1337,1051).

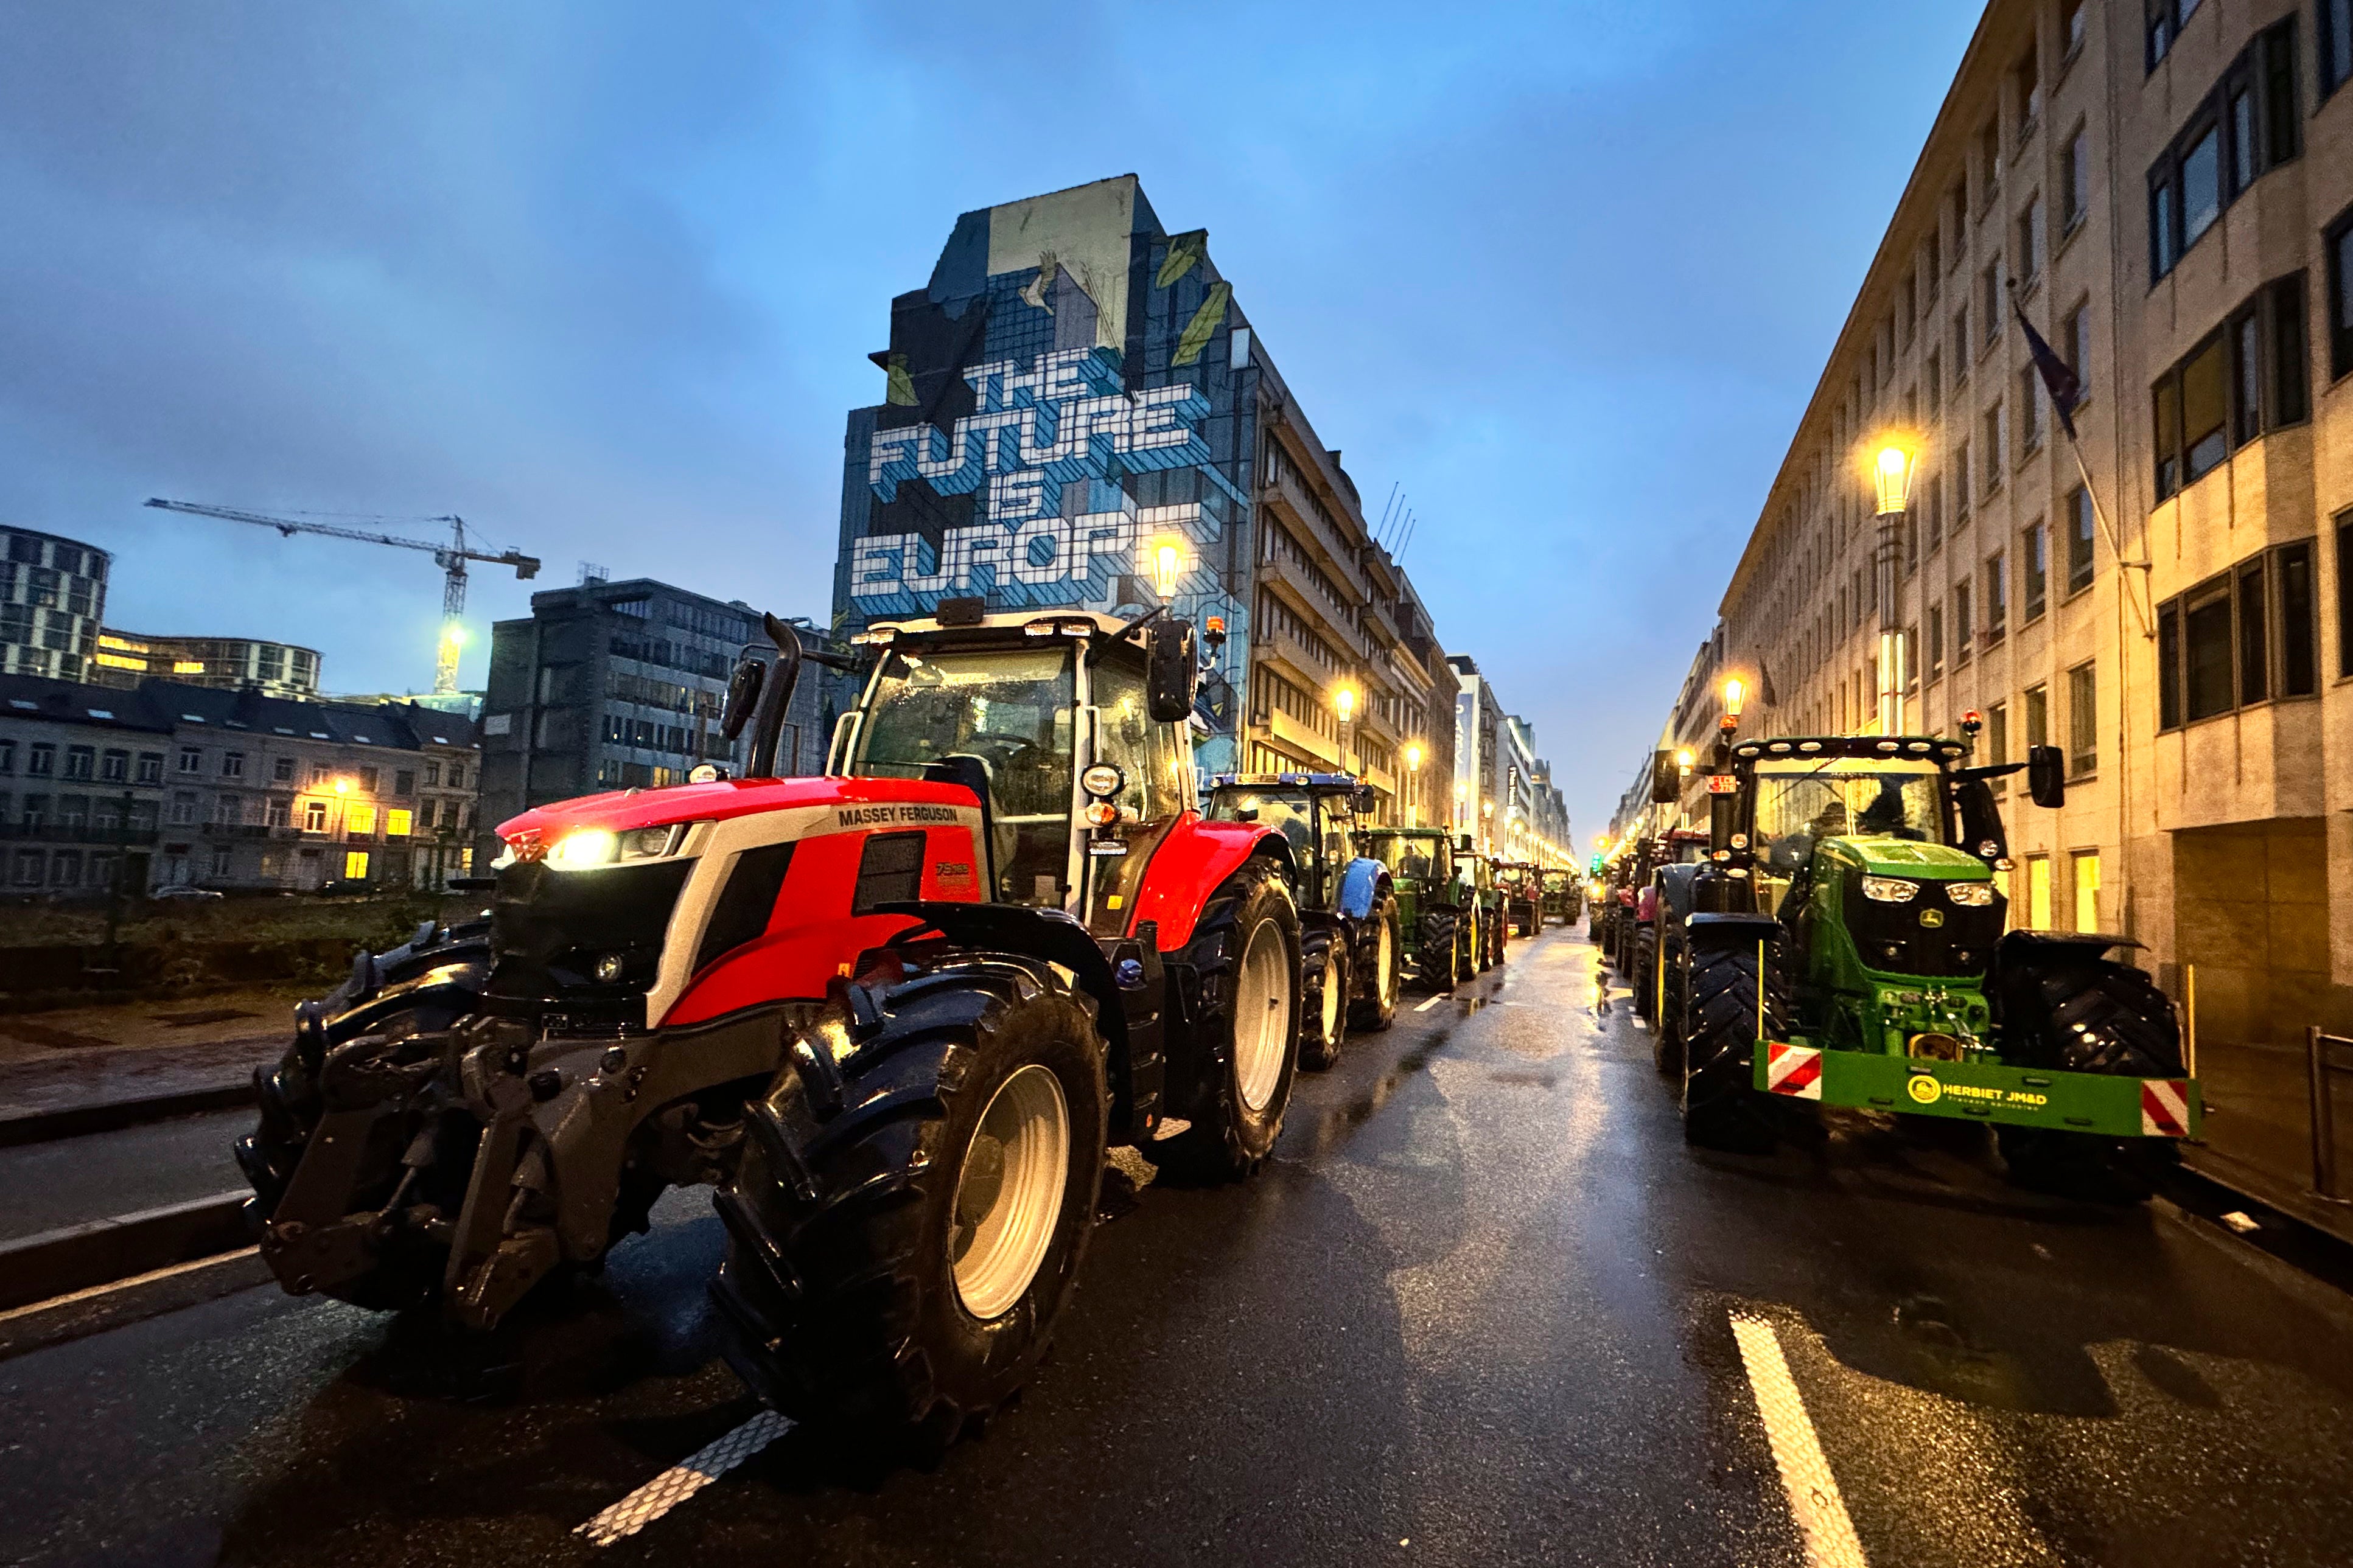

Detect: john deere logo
1919,908,1946,929
1906,1074,1943,1105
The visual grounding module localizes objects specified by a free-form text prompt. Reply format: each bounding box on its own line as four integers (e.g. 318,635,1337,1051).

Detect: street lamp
1404,742,1424,826
1147,537,1186,601
1870,439,1919,736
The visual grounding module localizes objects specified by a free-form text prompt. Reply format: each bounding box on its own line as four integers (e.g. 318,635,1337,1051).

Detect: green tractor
1458,845,1507,972
1539,868,1582,927
1653,716,2198,1193
1358,825,1472,991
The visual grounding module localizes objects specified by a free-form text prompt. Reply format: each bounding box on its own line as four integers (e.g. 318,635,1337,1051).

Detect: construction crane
144,497,541,695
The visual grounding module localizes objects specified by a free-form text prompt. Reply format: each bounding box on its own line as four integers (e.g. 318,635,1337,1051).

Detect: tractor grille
486,859,694,1020
1841,877,2004,978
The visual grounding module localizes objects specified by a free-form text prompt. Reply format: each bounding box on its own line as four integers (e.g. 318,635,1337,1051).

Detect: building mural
834,175,1256,768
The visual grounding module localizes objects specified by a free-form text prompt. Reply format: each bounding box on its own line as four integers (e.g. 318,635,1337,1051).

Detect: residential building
1696,0,2353,1211
1448,655,1502,846
0,674,479,893
93,630,321,700
828,175,1453,820
478,579,838,859
0,526,109,683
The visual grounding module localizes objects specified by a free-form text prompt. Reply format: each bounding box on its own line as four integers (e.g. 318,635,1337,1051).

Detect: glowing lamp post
1871,441,1918,736
1404,742,1424,825
1147,538,1186,602
1332,684,1357,778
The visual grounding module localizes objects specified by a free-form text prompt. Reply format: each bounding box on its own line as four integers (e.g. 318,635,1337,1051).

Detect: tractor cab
835,604,1201,942
1202,772,1372,915
1357,825,1467,989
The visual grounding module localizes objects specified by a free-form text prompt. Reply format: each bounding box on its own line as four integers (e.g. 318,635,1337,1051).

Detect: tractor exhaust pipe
747,613,803,779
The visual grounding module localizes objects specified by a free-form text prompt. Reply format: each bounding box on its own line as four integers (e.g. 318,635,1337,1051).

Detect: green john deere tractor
1358,825,1470,991
1539,868,1582,927
1652,717,2197,1194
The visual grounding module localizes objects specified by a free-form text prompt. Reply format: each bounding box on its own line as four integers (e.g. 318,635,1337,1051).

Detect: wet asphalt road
4,929,2351,1567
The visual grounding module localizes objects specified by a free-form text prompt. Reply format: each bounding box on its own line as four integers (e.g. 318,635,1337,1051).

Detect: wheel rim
1376,919,1394,1003
951,1064,1071,1320
1234,918,1291,1112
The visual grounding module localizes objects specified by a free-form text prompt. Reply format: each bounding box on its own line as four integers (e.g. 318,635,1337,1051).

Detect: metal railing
2306,1028,2353,1205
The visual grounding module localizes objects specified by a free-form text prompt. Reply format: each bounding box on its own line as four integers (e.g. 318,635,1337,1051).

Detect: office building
93,630,321,700
0,526,109,683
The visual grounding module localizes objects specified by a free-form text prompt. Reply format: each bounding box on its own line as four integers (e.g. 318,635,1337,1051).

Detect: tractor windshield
855,646,1075,906
1361,831,1447,885
1752,758,1947,862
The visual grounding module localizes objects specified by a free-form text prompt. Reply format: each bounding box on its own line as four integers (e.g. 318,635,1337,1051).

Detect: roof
0,674,479,752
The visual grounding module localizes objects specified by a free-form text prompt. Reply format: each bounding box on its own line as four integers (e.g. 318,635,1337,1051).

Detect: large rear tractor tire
1680,935,1783,1154
1349,898,1402,1033
710,950,1108,1448
1994,942,2186,1202
1155,859,1302,1182
1652,930,1688,1078
1299,926,1350,1071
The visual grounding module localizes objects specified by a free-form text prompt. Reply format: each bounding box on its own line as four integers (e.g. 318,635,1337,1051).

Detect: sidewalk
2184,1036,2353,1247
0,986,301,1124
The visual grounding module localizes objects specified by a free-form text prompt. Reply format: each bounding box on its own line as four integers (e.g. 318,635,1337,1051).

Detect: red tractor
236,600,1303,1446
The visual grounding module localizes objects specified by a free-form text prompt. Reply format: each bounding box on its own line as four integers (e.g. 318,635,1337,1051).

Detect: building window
2064,301,2092,396
1955,582,1974,662
2325,0,2353,98
1986,551,2009,644
357,766,379,794
63,745,93,781
1987,701,2009,787
177,746,201,775
304,799,328,832
386,807,413,837
2072,850,2102,933
2025,853,2052,929
2019,365,2044,452
1951,305,1971,378
1980,263,2002,347
2149,19,2300,279
211,845,232,879
170,792,197,826
100,749,127,783
2155,275,2309,498
220,751,244,779
2157,543,2318,728
1928,603,1945,681
2025,682,2049,756
344,850,370,881
2023,522,2048,621
2017,197,2044,285
1983,404,2005,490
2067,661,2097,776
2066,486,2096,593
27,743,54,777
2015,37,2042,140
346,802,377,837
448,764,464,789
394,770,414,796
2061,125,2090,231
422,761,441,786
272,756,294,782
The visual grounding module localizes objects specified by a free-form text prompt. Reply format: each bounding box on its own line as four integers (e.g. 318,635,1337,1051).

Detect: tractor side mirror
1147,618,1198,722
1458,834,1474,854
1953,776,2009,864
2026,744,2066,809
1353,786,1377,816
1649,750,1680,804
719,653,764,740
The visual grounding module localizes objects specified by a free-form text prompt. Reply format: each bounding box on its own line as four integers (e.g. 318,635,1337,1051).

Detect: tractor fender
865,899,1128,1054
1684,911,1779,949
1635,884,1658,924
1654,863,1704,925
1336,857,1386,922
1125,816,1294,950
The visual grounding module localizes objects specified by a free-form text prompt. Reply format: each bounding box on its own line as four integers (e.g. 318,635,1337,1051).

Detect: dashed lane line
575,1410,793,1547
1414,995,1444,1012
1729,1310,1868,1568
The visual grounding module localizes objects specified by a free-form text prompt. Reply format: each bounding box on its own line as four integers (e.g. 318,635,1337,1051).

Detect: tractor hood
497,775,982,844
1823,837,1993,880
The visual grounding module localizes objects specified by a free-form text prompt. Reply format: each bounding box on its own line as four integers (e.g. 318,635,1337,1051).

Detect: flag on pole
2013,298,2083,441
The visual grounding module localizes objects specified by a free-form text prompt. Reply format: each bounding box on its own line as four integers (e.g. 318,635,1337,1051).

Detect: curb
0,1247,273,1362
0,1190,254,1312
0,1079,257,1148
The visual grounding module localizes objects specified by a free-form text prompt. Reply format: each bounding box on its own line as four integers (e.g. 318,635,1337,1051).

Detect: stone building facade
1701,1,2353,1134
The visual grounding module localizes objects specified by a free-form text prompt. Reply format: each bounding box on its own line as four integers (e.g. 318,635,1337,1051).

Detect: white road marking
575,1410,793,1547
1414,995,1443,1012
0,1245,260,1324
1729,1310,1868,1568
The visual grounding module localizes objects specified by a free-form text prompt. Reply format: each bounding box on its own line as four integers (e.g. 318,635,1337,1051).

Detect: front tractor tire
1299,926,1351,1071
711,951,1108,1448
1158,859,1303,1182
1348,897,1402,1033
1416,908,1463,992
1679,933,1785,1154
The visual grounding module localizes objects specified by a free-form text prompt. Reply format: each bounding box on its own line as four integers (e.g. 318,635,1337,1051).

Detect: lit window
2072,851,2101,933
386,808,413,837
346,803,377,836
344,851,370,881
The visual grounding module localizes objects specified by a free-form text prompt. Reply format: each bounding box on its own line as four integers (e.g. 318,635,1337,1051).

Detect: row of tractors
231,601,1582,1452
1590,702,2198,1194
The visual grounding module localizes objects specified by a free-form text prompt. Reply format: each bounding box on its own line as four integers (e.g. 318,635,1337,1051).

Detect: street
5,929,2349,1568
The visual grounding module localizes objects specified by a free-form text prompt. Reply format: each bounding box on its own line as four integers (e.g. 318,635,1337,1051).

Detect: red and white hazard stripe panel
1763,1042,1822,1099
2141,1078,2192,1138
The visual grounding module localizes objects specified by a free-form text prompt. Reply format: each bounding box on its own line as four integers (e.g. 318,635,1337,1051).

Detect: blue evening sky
0,2,1982,840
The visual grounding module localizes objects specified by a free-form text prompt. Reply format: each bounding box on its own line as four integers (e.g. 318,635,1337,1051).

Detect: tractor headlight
1861,876,1919,903
1945,882,1995,907
1081,763,1124,800
547,829,620,869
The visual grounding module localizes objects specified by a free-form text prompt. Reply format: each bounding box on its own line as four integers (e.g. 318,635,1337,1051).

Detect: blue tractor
1204,773,1402,1067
